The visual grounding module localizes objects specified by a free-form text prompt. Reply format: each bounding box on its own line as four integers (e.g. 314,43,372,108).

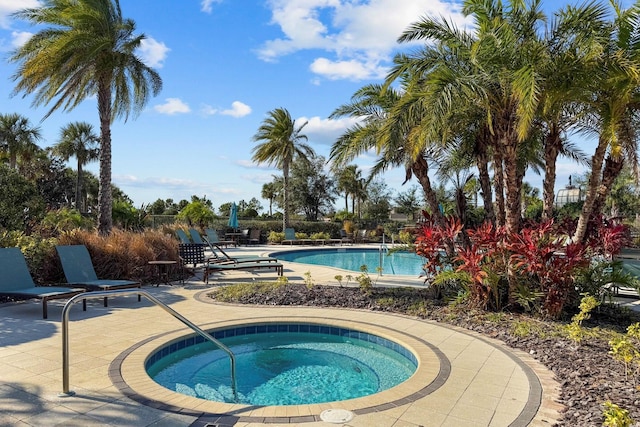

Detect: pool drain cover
320,409,354,423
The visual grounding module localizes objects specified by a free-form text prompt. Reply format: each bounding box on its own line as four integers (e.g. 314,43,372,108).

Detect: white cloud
138,37,169,68
0,0,40,29
221,101,252,118
154,98,191,115
297,115,361,146
10,30,31,48
258,0,471,81
201,101,252,118
201,0,223,14
310,57,387,80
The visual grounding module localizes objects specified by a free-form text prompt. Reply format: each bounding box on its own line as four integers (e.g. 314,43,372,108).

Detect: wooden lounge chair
0,247,86,319
204,260,284,284
56,245,141,307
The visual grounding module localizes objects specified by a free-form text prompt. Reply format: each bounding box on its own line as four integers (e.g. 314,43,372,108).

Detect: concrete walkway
0,245,565,426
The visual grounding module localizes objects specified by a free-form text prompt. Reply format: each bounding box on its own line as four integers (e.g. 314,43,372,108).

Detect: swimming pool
271,247,425,276
146,323,417,405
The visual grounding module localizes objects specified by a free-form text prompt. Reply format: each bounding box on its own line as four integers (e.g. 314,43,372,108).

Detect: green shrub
310,232,329,240
603,401,634,427
268,231,284,243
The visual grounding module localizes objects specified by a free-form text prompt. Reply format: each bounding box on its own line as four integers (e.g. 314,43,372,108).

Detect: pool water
148,331,416,405
273,248,425,276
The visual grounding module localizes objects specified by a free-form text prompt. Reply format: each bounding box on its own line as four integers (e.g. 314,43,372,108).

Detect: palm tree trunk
282,163,290,231
572,136,608,242
503,141,523,234
76,162,83,212
493,149,506,227
542,126,561,220
97,78,113,235
592,155,624,217
411,156,455,256
475,138,494,223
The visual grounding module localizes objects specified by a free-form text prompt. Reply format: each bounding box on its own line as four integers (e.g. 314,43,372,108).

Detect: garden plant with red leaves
413,213,631,318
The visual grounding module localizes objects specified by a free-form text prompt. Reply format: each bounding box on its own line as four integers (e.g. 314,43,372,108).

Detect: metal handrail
379,243,389,275
59,289,238,402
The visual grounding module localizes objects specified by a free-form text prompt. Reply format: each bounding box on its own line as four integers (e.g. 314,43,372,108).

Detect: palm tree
537,2,608,219
261,181,280,217
572,0,640,243
0,113,41,170
391,0,548,234
252,108,314,231
329,83,448,231
335,164,359,214
50,122,100,212
10,0,162,235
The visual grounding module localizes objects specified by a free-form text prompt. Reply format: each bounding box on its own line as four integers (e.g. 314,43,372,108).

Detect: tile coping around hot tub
109,313,544,425
109,315,548,426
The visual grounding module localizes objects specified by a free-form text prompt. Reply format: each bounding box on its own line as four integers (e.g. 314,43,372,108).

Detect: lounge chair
178,243,211,280
340,229,353,245
0,247,86,319
203,236,278,264
205,228,236,247
355,229,371,243
248,228,261,245
176,229,191,244
188,228,207,245
204,260,284,284
56,245,141,307
282,227,312,245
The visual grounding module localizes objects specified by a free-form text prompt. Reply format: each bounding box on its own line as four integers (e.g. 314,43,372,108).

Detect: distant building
555,176,583,208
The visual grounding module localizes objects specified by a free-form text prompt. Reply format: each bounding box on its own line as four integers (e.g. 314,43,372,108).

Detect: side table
148,260,179,286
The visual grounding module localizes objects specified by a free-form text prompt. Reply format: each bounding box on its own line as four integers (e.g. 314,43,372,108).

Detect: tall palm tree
537,2,608,219
252,107,314,231
394,0,548,234
50,122,100,212
572,0,640,243
10,0,162,235
0,113,41,170
329,83,448,229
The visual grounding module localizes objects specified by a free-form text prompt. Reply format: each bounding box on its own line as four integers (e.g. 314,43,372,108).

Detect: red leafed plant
415,214,462,279
413,211,620,317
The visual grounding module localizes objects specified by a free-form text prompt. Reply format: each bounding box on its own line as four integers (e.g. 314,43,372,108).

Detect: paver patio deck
0,244,566,426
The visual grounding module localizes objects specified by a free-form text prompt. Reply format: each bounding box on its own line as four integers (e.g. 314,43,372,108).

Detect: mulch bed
208,284,640,427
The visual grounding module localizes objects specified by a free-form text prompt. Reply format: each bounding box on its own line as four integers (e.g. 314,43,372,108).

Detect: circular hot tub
145,322,418,405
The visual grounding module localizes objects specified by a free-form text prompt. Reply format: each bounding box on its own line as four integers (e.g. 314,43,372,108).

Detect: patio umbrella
228,202,239,231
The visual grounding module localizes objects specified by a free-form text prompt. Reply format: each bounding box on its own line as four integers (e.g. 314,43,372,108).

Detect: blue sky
0,0,623,212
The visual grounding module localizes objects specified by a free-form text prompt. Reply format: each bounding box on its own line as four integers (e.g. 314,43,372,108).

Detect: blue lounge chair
205,228,236,247
282,227,312,245
56,245,141,307
203,236,278,264
188,228,207,245
0,247,86,319
176,229,191,244
204,260,284,284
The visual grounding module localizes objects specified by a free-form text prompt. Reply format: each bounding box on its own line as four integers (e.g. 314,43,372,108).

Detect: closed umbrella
228,202,239,231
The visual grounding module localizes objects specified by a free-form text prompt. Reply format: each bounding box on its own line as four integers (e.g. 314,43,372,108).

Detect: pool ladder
59,289,239,403
379,242,389,276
